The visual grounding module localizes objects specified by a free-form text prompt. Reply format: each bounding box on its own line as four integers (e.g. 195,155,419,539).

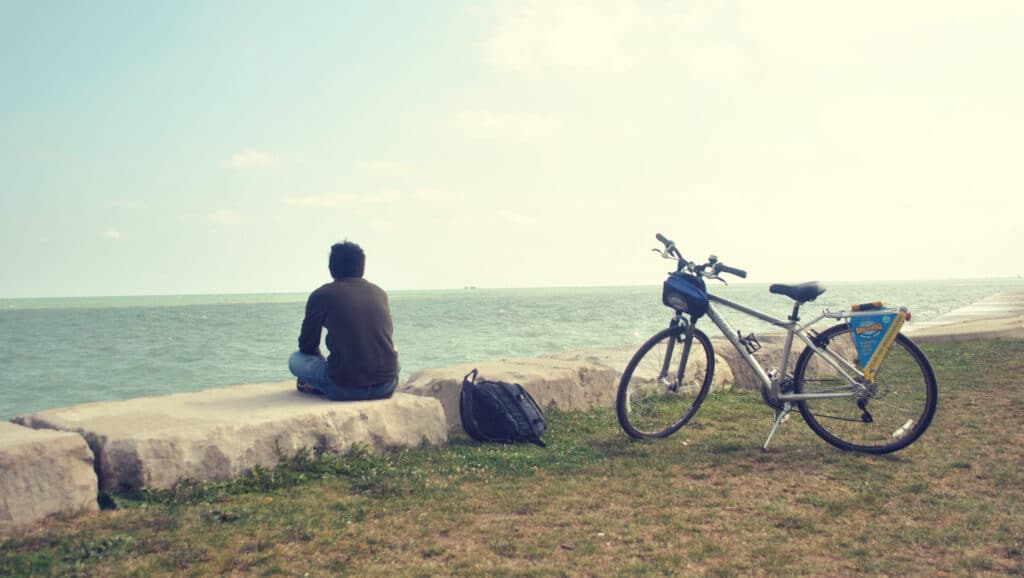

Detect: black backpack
459,369,547,447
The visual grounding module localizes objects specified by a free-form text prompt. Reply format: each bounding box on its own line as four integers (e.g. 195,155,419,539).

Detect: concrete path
906,291,1024,342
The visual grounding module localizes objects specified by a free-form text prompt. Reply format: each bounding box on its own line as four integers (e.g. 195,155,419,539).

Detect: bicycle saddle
769,281,826,303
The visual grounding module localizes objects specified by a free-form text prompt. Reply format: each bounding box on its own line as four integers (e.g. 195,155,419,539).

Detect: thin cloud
281,189,401,208
101,230,123,241
500,211,539,227
370,219,397,233
223,150,278,169
111,200,146,209
412,187,460,203
456,110,563,140
359,161,411,175
30,151,73,162
434,216,489,230
685,43,742,86
484,1,638,73
280,194,358,208
183,210,247,225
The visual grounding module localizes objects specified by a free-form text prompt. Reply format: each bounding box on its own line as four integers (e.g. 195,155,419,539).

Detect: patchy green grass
2,340,1023,577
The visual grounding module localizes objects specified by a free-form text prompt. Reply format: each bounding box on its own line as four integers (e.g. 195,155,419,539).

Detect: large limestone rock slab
565,332,834,392
710,334,805,390
0,422,98,531
543,343,735,389
399,347,735,433
13,383,447,491
548,334,812,393
400,358,621,432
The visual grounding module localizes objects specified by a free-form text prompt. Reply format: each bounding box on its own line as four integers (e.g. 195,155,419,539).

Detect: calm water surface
1,278,1020,419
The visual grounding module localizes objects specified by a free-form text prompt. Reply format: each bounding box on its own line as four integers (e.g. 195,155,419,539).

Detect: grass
2,339,1023,577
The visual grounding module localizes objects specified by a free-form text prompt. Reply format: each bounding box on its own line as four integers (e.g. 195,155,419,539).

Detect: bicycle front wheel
616,324,715,439
794,323,937,454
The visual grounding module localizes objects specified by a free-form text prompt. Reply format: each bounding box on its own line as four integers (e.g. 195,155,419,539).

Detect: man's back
299,277,399,389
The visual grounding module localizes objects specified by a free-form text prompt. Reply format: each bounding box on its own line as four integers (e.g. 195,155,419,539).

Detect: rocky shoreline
3,291,1023,531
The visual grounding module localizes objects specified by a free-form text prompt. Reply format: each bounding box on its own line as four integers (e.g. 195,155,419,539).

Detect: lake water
2,278,1020,419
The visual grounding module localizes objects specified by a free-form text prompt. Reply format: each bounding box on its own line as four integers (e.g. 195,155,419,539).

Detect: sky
2,1,1022,298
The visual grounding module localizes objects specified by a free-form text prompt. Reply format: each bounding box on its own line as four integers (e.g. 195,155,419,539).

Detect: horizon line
2,275,1021,302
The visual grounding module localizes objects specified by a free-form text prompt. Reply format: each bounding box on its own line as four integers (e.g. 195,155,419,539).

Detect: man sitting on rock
288,241,400,400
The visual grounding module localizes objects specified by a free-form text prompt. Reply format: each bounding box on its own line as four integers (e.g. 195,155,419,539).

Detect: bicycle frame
698,292,902,450
701,292,870,402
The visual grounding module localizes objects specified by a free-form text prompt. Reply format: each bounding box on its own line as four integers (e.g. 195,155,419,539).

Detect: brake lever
651,247,676,260
705,268,728,285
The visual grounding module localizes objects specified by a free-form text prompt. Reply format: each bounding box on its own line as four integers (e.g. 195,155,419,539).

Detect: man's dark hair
329,241,366,279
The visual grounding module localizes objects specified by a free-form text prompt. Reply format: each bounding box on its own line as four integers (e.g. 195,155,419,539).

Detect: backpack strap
459,368,484,441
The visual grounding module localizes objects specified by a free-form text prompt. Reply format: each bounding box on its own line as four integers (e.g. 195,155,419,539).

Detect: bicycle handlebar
654,232,747,280
655,232,684,257
717,263,747,279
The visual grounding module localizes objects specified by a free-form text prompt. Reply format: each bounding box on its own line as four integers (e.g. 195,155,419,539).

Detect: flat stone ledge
709,334,803,390
399,349,735,433
13,384,447,492
545,344,736,392
0,422,98,531
400,358,619,432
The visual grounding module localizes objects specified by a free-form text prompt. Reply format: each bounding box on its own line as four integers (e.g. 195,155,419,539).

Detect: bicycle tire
616,324,715,439
793,323,937,454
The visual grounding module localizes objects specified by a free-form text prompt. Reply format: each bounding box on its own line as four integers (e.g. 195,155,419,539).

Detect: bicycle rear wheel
794,323,937,454
616,323,715,439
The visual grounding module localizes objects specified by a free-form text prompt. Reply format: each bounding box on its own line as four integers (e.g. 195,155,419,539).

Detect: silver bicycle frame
703,293,866,401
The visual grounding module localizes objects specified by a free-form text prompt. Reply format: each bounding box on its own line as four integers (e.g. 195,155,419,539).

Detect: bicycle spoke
616,325,715,439
795,325,937,454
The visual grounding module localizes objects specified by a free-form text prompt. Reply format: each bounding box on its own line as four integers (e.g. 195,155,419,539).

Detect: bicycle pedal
737,330,762,354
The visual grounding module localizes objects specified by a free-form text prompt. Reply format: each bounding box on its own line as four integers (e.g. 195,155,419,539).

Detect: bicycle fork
660,316,694,391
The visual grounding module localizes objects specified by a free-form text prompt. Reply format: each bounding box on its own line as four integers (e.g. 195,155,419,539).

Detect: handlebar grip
655,233,672,246
719,264,747,279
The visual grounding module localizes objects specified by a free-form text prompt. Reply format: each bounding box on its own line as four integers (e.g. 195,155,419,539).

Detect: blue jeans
288,351,398,401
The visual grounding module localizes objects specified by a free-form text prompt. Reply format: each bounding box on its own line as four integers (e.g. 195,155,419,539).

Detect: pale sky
2,1,1021,298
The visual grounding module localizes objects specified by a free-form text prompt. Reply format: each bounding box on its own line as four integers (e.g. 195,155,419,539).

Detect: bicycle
615,233,938,454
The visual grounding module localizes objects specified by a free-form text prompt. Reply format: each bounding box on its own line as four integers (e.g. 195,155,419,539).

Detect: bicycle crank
760,375,794,411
